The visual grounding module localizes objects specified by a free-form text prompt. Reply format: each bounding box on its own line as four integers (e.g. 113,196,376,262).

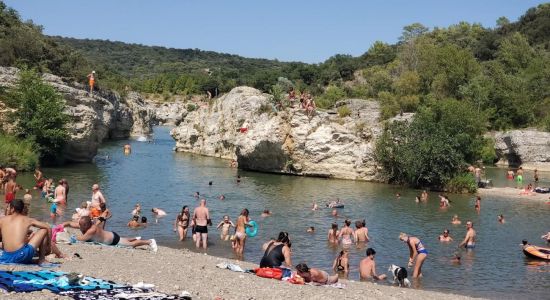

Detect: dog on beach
388,264,411,287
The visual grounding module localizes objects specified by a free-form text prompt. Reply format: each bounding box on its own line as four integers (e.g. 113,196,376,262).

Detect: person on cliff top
305,95,316,117
0,199,52,264
87,71,96,95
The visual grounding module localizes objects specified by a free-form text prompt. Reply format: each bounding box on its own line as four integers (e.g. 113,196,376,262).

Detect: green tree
375,100,485,188
7,69,69,162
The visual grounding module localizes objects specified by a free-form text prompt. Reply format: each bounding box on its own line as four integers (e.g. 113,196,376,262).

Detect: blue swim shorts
0,244,36,264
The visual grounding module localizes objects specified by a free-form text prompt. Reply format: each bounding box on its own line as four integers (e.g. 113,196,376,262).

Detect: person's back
194,204,208,226
359,257,374,279
54,183,65,204
260,241,286,268
0,213,32,252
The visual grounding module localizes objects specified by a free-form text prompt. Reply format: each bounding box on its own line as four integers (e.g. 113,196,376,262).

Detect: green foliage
480,138,498,164
0,134,39,171
7,69,69,162
375,100,486,189
337,105,351,118
445,173,478,193
316,85,346,109
186,103,197,112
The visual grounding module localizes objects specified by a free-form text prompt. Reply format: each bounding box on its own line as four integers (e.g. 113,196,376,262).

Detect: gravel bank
1,243,479,300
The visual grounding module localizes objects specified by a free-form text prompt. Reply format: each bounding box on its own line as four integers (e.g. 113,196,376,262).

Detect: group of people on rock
288,89,316,117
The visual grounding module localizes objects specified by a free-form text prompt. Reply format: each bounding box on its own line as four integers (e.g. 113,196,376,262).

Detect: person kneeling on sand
0,199,53,264
295,263,338,285
73,216,157,252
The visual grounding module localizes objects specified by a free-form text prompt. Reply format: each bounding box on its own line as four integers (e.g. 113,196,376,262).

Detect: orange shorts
89,80,95,87
90,207,101,218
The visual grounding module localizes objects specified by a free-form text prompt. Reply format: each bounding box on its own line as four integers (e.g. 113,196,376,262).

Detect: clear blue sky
4,0,548,63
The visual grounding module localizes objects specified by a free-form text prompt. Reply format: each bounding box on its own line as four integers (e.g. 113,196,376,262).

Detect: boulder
146,101,188,126
492,129,550,171
171,87,383,181
0,67,153,162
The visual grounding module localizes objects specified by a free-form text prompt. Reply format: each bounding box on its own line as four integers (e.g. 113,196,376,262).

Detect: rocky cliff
146,101,188,126
491,130,550,171
0,67,153,162
171,86,383,181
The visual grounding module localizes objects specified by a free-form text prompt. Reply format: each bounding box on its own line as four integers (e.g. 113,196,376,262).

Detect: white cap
92,70,96,73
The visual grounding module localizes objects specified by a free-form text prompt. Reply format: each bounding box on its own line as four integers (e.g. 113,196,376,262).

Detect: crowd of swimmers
0,164,548,287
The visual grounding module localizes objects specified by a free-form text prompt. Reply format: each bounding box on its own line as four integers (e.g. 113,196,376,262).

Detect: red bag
254,268,283,280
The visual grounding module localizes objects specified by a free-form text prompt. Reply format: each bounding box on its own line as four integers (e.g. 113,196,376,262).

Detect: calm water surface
17,127,550,299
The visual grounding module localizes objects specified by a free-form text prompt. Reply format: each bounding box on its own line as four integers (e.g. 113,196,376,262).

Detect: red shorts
240,128,248,133
5,192,15,203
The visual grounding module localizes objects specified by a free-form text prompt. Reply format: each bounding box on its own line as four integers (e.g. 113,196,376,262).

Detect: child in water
216,215,235,240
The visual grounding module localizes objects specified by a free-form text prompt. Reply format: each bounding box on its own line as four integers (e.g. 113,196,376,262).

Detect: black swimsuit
110,232,120,245
260,242,285,268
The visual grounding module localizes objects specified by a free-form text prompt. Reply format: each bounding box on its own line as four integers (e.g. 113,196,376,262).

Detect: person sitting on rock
306,96,316,117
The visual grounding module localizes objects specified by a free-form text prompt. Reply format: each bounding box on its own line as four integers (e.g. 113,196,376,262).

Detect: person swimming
438,229,453,242
451,215,462,225
307,226,315,233
497,214,505,224
261,209,272,217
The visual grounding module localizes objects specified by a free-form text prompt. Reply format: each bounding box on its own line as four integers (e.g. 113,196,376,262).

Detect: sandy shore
0,243,479,300
478,187,550,201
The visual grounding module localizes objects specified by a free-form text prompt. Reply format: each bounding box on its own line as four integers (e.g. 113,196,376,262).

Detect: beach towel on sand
0,270,185,299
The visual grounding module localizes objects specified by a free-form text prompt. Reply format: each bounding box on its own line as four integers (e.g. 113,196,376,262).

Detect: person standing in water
421,190,429,201
459,220,476,249
87,71,96,95
354,220,370,245
474,196,481,214
174,206,190,241
192,199,210,249
534,169,539,186
53,180,66,205
332,249,350,277
233,208,250,256
338,219,354,247
91,184,106,218
216,215,235,241
516,167,524,188
328,223,339,244
123,144,131,155
399,233,427,278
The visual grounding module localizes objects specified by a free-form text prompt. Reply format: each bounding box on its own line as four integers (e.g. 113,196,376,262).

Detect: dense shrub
337,105,351,118
445,173,478,193
375,100,486,189
316,85,346,109
6,69,69,163
0,134,38,171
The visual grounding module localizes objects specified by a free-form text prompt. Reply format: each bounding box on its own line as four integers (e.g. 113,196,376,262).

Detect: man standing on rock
193,199,210,250
87,70,96,95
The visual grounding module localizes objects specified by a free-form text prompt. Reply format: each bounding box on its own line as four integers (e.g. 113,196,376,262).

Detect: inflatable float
523,245,550,260
246,220,258,237
329,204,344,208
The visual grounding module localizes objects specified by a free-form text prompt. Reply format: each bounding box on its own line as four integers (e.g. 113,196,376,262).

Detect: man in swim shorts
459,220,476,249
0,199,52,264
73,216,157,252
4,176,16,204
90,184,106,218
192,199,210,249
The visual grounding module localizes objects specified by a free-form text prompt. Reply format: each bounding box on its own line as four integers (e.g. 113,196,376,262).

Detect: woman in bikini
174,205,190,241
233,208,250,256
338,219,354,247
332,249,349,277
327,223,339,244
399,232,428,278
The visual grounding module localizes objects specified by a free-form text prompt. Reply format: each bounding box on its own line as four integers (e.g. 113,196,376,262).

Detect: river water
16,126,550,299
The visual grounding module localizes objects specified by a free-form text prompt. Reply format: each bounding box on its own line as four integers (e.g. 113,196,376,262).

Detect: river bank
0,243,477,300
478,186,550,201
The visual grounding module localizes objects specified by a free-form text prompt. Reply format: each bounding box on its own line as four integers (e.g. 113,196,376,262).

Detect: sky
4,0,548,63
